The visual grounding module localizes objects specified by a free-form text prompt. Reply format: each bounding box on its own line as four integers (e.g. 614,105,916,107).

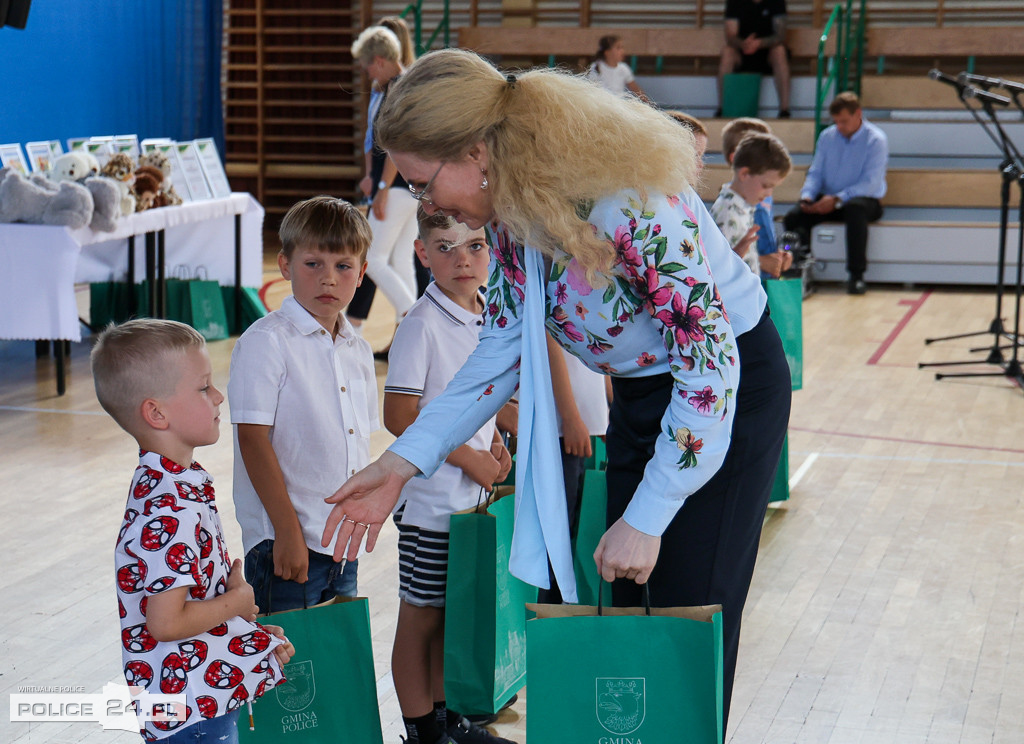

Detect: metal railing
400,0,451,56
813,0,866,142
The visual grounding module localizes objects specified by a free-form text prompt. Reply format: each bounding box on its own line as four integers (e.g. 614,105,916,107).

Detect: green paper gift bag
89,280,140,328
572,470,613,607
526,598,724,744
770,434,790,503
179,270,229,341
222,285,269,335
444,494,536,715
764,277,803,390
239,597,383,744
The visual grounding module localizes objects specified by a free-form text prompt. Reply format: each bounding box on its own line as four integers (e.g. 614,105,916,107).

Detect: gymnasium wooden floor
3,256,1024,743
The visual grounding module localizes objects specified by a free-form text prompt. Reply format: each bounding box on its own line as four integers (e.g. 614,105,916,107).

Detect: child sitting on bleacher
711,130,792,277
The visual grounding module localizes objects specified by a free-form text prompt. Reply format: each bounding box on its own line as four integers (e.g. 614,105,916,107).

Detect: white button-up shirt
229,295,379,556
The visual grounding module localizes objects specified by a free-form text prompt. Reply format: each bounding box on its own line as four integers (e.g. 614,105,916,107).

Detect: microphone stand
919,73,1024,389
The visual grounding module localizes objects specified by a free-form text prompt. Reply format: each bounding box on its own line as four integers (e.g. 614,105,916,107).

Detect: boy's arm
385,391,501,489
236,424,309,583
146,558,257,642
547,334,592,458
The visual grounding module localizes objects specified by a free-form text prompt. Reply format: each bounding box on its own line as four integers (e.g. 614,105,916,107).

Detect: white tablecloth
0,194,263,342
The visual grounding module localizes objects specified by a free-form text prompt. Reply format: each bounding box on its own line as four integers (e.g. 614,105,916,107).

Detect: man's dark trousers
783,196,883,278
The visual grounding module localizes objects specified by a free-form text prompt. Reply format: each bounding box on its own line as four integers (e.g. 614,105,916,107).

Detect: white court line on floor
788,452,819,490
0,406,106,416
790,449,1024,468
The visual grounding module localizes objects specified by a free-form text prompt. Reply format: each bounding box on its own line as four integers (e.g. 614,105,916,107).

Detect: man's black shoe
847,278,867,295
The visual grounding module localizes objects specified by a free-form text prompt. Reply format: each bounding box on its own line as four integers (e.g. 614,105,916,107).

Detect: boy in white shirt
710,131,792,276
383,207,514,744
229,195,379,613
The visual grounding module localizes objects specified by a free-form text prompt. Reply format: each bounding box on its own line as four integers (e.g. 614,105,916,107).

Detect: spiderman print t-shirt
115,450,285,740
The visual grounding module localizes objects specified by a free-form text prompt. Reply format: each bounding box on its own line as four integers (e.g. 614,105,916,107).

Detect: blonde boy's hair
376,48,696,275
416,204,458,241
732,132,792,178
351,25,401,66
279,195,373,262
721,117,771,162
91,319,205,432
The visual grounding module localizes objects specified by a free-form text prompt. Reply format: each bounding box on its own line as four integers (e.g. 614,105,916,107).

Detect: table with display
0,193,264,395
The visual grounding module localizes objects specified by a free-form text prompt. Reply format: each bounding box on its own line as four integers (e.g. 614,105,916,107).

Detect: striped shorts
394,505,450,607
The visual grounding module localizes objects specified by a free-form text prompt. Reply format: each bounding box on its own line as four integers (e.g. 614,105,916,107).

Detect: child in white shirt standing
229,195,379,613
384,207,514,744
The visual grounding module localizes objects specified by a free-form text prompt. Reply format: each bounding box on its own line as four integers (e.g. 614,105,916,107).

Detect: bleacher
443,3,1024,287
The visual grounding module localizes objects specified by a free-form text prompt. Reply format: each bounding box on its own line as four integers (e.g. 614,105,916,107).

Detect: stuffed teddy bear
0,166,94,229
45,152,120,231
100,153,137,217
132,165,167,212
138,150,183,206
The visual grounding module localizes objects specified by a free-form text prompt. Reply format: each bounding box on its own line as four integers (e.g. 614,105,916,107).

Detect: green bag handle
597,580,651,616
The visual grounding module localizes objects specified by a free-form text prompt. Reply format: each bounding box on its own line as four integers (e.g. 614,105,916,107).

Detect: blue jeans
161,710,239,743
244,539,358,613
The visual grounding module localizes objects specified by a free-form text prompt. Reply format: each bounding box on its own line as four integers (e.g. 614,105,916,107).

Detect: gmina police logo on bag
275,659,320,733
596,677,645,738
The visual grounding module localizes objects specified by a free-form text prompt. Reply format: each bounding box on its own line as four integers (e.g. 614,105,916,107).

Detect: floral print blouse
389,188,767,536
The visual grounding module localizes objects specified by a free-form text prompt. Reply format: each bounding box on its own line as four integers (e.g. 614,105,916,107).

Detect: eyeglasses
407,162,445,204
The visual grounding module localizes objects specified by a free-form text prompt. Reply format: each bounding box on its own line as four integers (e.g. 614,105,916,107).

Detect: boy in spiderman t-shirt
93,319,295,742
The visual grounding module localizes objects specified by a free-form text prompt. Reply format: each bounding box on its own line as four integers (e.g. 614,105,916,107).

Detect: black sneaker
847,278,867,295
446,715,518,744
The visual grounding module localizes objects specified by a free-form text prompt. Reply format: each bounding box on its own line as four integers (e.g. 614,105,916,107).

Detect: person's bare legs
768,44,791,114
717,46,742,114
392,601,445,718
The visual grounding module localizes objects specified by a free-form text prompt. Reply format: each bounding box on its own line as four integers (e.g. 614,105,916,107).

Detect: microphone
958,72,1002,90
929,69,965,91
963,86,1011,107
959,71,1024,96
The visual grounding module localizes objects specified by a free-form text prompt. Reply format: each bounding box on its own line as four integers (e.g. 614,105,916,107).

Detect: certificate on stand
114,134,140,160
25,140,62,172
176,141,213,201
85,140,114,169
154,143,193,202
67,137,88,152
0,143,28,174
194,139,232,198
141,138,174,153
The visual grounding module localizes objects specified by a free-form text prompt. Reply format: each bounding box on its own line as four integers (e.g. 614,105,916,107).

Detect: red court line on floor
789,425,1024,456
867,290,931,365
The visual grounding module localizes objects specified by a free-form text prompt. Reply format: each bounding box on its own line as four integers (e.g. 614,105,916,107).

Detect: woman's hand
322,451,419,561
593,518,661,585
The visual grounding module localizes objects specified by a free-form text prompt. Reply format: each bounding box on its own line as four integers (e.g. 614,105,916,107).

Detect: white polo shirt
228,295,379,556
556,347,610,437
587,60,635,98
385,283,496,531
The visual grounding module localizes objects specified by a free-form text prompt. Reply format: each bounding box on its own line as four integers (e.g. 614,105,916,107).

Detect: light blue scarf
511,245,578,603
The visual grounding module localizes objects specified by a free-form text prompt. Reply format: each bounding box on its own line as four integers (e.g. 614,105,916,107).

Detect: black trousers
605,310,791,733
783,196,883,278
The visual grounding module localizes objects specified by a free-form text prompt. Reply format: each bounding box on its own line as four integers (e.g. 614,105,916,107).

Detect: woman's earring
480,169,489,190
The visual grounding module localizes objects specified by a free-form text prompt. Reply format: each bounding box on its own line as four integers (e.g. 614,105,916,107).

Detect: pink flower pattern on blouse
485,193,740,472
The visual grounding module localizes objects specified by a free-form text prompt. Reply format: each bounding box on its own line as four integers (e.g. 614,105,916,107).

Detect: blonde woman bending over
322,48,791,735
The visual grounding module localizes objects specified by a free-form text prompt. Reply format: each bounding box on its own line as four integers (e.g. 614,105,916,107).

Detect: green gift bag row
239,597,384,744
89,273,266,339
444,493,536,716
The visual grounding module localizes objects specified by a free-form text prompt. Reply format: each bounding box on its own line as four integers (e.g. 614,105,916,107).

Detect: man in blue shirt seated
783,92,888,294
